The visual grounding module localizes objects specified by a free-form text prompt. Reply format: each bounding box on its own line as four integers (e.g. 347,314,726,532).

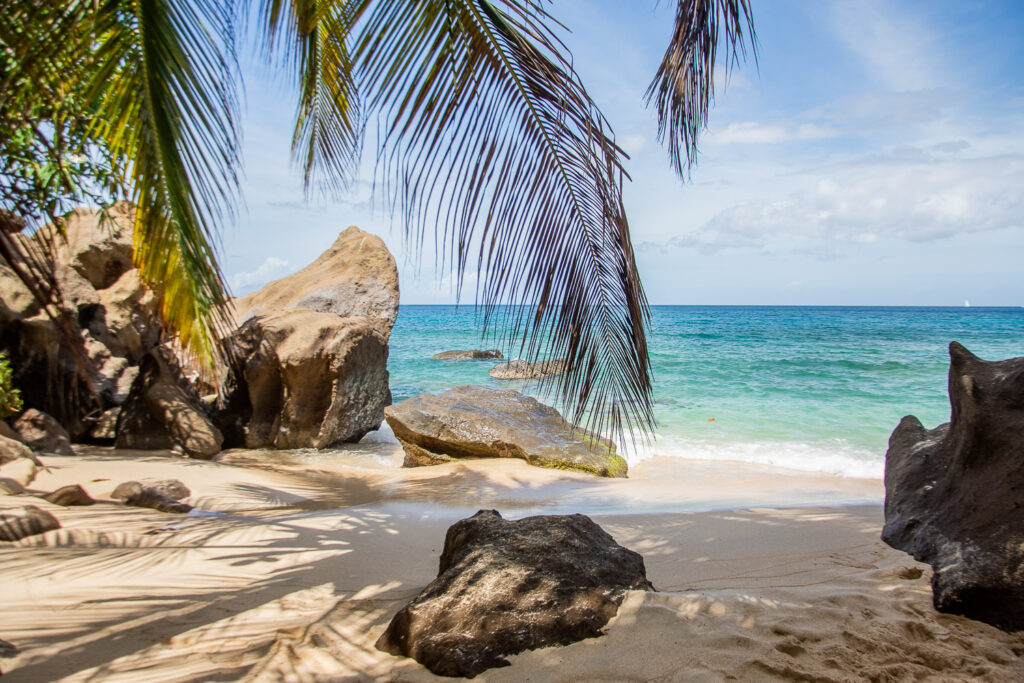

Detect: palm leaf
256,0,363,197
85,0,241,369
344,0,653,440
646,0,756,177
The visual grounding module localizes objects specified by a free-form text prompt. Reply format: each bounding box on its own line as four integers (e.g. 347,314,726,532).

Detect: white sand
1,451,1022,681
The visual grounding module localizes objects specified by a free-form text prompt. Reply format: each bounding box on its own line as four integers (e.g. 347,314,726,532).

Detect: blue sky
224,0,1024,306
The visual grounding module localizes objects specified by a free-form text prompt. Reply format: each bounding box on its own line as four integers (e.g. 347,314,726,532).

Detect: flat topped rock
431,349,503,360
883,342,1024,631
377,509,652,677
384,385,627,477
489,358,566,379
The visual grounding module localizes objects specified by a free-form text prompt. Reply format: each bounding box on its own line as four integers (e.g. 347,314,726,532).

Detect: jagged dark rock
12,409,74,455
385,385,627,477
0,506,60,542
432,349,504,360
883,342,1024,631
377,509,653,677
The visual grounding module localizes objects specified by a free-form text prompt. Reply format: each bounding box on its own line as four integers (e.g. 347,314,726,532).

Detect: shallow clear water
386,305,1024,479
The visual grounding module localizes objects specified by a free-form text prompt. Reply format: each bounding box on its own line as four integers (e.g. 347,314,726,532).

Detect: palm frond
86,0,242,369
350,0,653,440
646,0,756,177
256,0,363,197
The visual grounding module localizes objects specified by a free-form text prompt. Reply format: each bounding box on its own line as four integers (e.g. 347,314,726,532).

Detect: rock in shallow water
883,342,1024,631
431,349,503,360
488,358,566,379
384,385,628,477
376,509,653,677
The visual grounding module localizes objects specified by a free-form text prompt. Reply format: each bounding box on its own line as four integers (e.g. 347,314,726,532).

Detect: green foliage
0,352,23,419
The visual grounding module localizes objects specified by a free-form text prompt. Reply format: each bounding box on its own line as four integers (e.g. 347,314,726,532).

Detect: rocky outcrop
432,349,504,360
233,226,399,337
112,479,192,513
883,342,1024,631
384,385,628,477
42,484,94,506
218,310,391,448
489,358,567,380
115,350,223,458
12,409,74,455
377,509,652,677
217,227,398,450
0,506,60,542
0,204,160,439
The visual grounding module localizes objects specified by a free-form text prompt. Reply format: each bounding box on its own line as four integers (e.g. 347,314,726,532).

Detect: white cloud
705,121,839,146
230,257,291,293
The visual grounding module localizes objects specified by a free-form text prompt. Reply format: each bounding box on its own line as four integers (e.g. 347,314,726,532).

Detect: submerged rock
377,509,652,677
384,385,627,477
0,506,60,542
489,358,567,380
12,409,74,455
883,342,1024,631
115,350,223,458
432,349,504,360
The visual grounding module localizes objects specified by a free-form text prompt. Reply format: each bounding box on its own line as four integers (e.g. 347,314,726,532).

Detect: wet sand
1,450,1022,681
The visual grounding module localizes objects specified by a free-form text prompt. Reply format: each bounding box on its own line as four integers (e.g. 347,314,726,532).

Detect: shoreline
2,451,1022,681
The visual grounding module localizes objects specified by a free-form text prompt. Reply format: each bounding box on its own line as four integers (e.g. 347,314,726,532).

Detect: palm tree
0,0,754,441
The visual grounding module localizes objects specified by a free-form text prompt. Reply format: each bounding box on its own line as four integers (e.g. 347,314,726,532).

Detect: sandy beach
2,449,1022,682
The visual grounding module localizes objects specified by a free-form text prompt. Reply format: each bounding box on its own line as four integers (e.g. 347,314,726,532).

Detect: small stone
42,484,95,506
432,349,504,360
111,478,190,501
0,506,60,542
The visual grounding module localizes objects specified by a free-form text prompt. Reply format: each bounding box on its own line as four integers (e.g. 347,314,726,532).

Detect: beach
3,448,1022,682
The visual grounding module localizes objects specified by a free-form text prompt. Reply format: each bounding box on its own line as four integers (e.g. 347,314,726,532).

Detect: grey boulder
883,342,1024,631
384,385,627,477
377,509,653,677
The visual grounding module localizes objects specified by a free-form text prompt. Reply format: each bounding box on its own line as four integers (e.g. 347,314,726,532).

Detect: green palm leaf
86,0,241,368
646,0,756,177
336,0,654,439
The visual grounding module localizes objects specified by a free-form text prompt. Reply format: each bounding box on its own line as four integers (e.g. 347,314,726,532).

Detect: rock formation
489,358,567,380
883,342,1024,631
115,350,223,458
432,349,504,360
0,506,60,542
377,509,652,677
12,409,74,455
112,479,193,513
217,227,398,449
384,385,628,477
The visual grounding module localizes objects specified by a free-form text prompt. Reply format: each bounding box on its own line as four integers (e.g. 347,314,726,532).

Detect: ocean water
387,305,1024,480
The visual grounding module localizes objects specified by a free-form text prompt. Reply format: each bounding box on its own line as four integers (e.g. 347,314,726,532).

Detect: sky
224,0,1024,306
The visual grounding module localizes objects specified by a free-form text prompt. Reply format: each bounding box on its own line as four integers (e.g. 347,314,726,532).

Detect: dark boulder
115,350,223,458
0,505,60,542
42,484,95,506
883,342,1024,631
385,385,628,477
432,349,504,360
12,408,74,455
112,480,192,513
377,509,652,677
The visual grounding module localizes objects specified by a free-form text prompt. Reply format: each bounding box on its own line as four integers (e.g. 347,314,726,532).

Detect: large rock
12,409,74,455
384,385,628,477
217,310,391,448
883,342,1024,631
233,226,399,338
489,358,567,380
112,479,192,513
0,506,60,542
432,349,503,360
41,203,136,290
377,509,652,677
0,433,36,466
115,350,223,458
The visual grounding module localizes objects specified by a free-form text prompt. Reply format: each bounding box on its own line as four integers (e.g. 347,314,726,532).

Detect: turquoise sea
387,305,1024,480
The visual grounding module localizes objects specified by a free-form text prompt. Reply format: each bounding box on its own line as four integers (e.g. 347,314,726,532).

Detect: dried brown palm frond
646,0,756,177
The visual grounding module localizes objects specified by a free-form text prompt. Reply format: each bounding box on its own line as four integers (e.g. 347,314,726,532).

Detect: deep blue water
387,305,1024,478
